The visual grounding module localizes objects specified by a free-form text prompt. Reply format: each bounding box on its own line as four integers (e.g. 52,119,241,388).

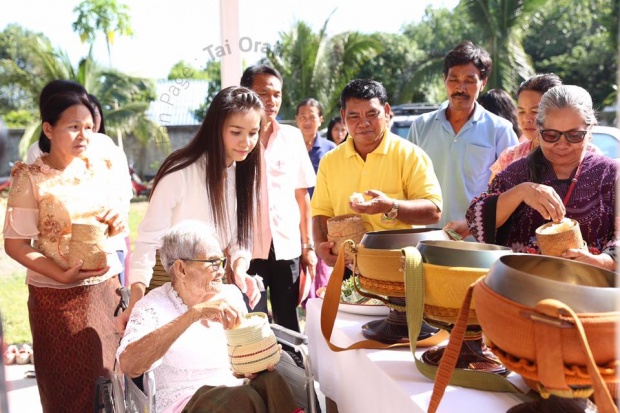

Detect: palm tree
460,0,545,92
17,42,169,160
263,13,383,120
320,32,384,115
263,14,334,119
72,0,133,66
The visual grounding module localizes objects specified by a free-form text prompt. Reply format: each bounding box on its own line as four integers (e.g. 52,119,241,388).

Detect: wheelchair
113,254,321,412
119,323,320,413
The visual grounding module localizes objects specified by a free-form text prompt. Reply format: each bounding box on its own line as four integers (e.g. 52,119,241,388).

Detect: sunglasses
180,257,227,271
539,128,589,144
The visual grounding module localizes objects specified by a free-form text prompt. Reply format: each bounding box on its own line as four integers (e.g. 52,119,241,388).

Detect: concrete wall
1,125,200,179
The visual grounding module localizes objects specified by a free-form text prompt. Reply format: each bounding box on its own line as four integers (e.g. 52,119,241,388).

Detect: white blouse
129,158,251,287
117,283,246,412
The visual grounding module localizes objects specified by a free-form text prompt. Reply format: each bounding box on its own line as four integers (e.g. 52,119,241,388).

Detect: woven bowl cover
423,263,487,325
535,219,585,257
225,312,281,375
68,223,108,270
474,280,618,391
327,214,366,257
355,245,403,284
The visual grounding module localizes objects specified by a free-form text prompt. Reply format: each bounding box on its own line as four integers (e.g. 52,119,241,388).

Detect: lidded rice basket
225,312,281,375
68,222,109,270
327,214,367,258
535,218,585,257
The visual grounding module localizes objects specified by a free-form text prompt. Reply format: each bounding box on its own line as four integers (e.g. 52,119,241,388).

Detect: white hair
159,220,222,274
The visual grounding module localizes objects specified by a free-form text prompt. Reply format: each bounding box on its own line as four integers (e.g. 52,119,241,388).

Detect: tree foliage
0,25,51,122
523,0,617,107
72,0,133,64
260,13,383,121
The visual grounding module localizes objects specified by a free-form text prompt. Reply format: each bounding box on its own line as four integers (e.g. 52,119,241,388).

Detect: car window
592,132,619,159
391,121,413,138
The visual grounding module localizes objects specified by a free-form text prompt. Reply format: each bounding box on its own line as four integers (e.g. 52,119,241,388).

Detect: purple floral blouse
466,152,618,255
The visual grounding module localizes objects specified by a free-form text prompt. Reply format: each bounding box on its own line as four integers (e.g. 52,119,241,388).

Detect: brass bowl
475,254,618,394
416,240,512,268
416,240,513,326
356,229,451,287
484,254,616,314
359,228,449,249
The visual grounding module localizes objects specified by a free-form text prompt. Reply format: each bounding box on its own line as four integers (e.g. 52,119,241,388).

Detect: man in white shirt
240,65,317,332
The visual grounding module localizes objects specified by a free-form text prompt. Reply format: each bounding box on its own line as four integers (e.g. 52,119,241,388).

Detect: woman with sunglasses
466,85,616,270
119,87,264,332
488,74,602,182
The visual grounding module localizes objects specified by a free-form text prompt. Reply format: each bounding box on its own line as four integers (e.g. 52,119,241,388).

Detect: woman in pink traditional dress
3,88,127,412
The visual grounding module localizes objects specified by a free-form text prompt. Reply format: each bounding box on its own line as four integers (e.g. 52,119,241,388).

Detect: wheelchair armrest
143,370,156,410
270,323,308,347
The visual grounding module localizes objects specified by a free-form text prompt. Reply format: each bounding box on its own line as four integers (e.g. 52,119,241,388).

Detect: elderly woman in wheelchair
117,220,301,413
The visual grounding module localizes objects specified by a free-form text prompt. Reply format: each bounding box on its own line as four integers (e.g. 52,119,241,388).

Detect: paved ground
4,363,42,413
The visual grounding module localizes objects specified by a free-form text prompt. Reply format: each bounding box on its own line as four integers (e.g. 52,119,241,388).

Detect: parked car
390,103,439,138
592,125,620,159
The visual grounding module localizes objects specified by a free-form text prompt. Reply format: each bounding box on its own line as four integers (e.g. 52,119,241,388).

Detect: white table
305,298,530,413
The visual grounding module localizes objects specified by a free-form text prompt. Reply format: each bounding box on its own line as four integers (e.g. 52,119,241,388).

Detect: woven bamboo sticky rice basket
327,214,366,258
68,222,109,270
535,218,585,257
225,312,281,375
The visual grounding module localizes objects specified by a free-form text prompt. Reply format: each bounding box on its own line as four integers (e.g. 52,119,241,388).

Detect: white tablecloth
305,298,530,413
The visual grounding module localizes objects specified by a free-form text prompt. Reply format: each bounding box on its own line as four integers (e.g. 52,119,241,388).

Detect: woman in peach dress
3,88,127,412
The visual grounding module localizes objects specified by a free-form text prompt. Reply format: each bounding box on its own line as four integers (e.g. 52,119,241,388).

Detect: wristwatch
384,201,399,219
302,243,315,250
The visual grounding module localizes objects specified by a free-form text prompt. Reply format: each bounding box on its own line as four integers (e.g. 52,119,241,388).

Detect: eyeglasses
181,257,227,271
539,128,589,144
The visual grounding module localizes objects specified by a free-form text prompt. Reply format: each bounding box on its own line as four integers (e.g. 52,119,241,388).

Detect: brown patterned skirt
28,277,121,413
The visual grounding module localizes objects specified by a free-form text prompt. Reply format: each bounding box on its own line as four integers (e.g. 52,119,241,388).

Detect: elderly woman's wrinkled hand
231,344,281,380
520,183,566,222
193,299,242,329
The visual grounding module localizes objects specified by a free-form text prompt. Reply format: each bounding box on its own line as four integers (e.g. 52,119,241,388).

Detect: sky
0,0,458,80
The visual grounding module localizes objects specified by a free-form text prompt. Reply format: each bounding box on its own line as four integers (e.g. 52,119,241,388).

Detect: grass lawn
0,199,149,345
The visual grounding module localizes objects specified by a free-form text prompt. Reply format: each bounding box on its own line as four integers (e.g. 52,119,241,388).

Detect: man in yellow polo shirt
311,79,443,267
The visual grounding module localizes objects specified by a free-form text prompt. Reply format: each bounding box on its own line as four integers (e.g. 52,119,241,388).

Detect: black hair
339,79,388,110
443,41,492,80
151,86,264,250
40,93,95,151
517,73,562,97
326,116,344,143
88,94,106,134
478,89,521,137
38,80,88,153
295,98,323,117
240,65,283,88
